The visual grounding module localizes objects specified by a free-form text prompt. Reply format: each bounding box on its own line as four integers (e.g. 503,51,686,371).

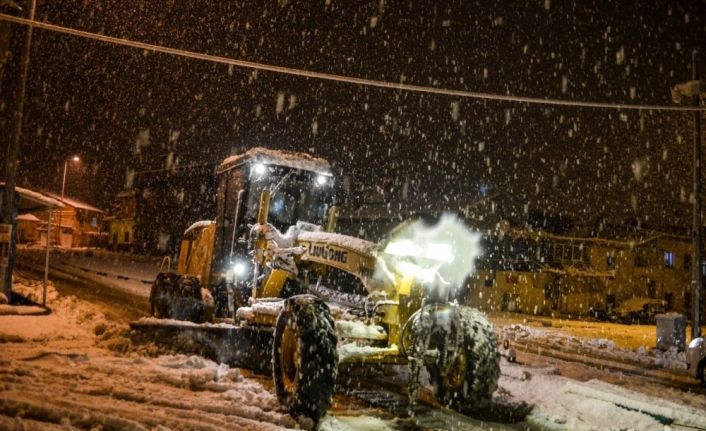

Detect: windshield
245,165,332,232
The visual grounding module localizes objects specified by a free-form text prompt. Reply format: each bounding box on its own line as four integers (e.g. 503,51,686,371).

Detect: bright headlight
374,214,482,299
689,337,703,349
384,240,421,257
384,240,454,263
396,261,437,283
253,163,266,176
425,243,454,263
233,261,247,277
315,174,328,186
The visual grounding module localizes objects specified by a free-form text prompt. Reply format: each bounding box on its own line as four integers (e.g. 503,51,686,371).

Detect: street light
672,50,704,339
56,155,79,247
61,155,80,199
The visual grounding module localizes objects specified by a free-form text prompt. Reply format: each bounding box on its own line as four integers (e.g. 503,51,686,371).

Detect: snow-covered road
0,279,396,430
3,276,706,430
4,253,706,430
18,247,160,299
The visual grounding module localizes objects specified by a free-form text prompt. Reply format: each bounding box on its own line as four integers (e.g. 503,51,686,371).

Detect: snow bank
335,320,387,340
338,342,398,363
0,304,46,315
318,415,397,431
133,316,239,329
500,359,706,431
130,354,299,428
501,322,688,372
236,300,284,322
4,276,130,352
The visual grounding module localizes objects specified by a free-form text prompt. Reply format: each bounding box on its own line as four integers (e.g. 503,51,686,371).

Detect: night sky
6,0,706,235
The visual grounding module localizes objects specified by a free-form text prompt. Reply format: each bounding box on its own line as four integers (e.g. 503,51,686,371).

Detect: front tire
428,306,500,411
273,295,338,423
698,359,706,386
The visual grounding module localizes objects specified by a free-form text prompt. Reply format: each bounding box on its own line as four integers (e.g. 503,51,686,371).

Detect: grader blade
129,319,273,373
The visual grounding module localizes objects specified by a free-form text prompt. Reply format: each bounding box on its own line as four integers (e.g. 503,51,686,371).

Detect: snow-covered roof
505,226,690,248
16,213,40,222
40,191,104,214
0,184,65,212
217,147,331,175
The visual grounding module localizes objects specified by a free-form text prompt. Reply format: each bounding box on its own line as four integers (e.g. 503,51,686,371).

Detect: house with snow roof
33,192,105,248
16,213,41,244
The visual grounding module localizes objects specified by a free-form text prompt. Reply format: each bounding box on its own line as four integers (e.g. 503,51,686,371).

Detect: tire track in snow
0,349,296,430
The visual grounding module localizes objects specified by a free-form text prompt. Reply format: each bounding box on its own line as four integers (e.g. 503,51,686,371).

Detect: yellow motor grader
142,147,499,422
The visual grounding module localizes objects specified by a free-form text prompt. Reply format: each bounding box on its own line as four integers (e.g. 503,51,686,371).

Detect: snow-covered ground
495,314,691,373
3,276,706,430
0,278,408,430
499,359,706,430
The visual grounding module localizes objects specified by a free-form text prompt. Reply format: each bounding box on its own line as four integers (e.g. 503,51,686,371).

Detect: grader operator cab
145,147,500,422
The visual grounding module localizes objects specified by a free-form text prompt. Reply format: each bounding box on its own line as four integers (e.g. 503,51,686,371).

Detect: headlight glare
689,337,703,349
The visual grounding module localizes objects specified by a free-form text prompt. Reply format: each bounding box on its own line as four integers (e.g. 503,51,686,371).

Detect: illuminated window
553,243,586,264
664,251,675,268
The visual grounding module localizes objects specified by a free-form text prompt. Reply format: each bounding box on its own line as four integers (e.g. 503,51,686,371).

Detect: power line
1,13,704,112
131,161,215,176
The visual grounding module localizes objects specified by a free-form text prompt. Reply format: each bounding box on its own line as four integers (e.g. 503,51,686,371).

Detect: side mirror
326,205,339,232
253,190,271,266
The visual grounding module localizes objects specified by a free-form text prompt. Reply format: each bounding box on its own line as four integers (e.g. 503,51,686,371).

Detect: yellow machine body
254,229,423,353
169,172,424,363
176,222,217,287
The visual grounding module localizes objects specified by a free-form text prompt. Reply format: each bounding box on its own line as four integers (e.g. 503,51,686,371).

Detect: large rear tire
149,273,175,318
429,306,500,412
273,295,338,423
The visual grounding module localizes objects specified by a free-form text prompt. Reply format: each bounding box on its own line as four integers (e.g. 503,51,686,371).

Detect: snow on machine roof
216,147,331,175
183,220,215,237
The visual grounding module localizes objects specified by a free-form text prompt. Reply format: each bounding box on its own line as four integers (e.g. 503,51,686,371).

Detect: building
466,225,694,317
34,193,105,248
105,191,136,251
16,213,41,244
0,183,65,302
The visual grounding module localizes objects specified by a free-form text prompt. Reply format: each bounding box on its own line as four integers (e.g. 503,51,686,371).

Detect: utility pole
673,51,704,339
692,51,703,339
1,0,37,301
